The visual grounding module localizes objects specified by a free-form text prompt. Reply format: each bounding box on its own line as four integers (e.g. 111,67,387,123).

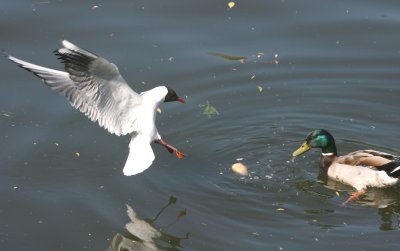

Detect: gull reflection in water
108,196,189,251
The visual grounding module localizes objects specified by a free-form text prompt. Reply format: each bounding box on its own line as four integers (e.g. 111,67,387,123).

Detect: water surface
0,0,399,250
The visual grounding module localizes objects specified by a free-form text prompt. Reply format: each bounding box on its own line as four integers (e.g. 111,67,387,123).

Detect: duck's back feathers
337,150,397,167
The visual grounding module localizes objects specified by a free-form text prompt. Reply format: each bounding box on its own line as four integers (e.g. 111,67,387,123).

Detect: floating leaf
156,107,162,114
203,101,219,118
336,191,340,197
257,86,263,92
276,208,285,211
75,152,80,157
232,162,248,176
208,51,247,62
2,111,13,117
228,2,236,8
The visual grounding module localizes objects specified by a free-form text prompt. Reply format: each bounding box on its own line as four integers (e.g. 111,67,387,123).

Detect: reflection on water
107,196,189,251
377,205,400,231
1,0,400,250
321,174,399,209
296,172,400,231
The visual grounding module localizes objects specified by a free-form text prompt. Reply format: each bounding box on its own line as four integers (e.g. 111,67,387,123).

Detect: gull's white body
6,40,171,175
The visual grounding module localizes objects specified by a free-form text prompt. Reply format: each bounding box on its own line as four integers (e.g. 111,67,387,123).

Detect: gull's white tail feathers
123,135,155,176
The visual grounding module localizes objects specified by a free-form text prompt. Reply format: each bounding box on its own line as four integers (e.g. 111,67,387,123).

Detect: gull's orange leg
155,139,185,159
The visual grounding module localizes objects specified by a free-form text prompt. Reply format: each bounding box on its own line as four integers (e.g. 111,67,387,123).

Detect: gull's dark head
164,87,186,104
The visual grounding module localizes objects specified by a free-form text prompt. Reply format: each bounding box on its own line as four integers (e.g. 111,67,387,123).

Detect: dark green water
0,1,399,250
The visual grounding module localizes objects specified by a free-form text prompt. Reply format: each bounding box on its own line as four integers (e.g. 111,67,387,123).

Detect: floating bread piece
231,162,248,176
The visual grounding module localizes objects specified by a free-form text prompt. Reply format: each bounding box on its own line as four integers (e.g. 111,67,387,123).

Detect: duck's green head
292,129,337,157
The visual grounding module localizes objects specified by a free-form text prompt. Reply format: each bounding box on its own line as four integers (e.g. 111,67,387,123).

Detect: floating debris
75,152,80,157
257,86,263,92
228,2,236,9
177,209,187,218
276,208,285,211
203,101,219,118
232,162,248,176
156,107,162,114
208,51,247,63
2,111,13,117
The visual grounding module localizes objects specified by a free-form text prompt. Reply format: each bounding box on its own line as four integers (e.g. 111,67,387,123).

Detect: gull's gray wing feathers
6,40,142,136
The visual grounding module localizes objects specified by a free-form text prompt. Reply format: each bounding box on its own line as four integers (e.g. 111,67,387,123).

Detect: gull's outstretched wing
5,40,143,136
123,135,155,176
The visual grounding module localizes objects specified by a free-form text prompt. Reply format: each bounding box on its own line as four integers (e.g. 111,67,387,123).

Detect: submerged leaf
177,209,187,218
208,51,247,62
203,101,219,118
169,196,177,205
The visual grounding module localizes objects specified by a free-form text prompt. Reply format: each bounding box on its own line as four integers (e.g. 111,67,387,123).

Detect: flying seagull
4,40,186,176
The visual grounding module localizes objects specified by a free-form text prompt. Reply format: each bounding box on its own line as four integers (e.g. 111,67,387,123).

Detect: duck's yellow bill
292,141,311,157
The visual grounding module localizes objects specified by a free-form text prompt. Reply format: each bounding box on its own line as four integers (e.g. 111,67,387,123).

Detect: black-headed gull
5,40,186,176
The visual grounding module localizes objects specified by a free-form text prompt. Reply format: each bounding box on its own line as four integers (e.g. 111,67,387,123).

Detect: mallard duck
292,129,400,204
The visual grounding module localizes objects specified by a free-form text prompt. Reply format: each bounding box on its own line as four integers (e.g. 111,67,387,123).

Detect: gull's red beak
177,97,186,104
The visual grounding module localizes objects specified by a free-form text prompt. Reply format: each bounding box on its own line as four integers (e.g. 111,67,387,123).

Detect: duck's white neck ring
322,152,334,156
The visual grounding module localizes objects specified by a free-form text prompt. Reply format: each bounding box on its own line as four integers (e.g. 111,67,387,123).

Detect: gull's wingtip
60,39,78,51
2,51,20,64
2,49,10,58
61,39,71,47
